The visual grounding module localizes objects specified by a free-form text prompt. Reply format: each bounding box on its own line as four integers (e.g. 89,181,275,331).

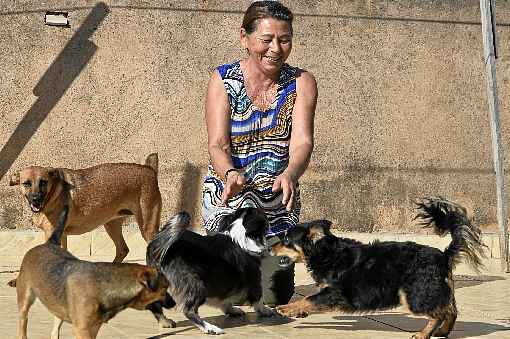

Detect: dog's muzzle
278,256,293,268
27,193,45,213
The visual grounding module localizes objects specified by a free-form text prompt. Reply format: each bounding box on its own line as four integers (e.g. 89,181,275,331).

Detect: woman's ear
240,28,248,50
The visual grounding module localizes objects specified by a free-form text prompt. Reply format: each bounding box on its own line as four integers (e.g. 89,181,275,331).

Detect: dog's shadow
148,312,295,338
453,274,506,288
295,313,510,339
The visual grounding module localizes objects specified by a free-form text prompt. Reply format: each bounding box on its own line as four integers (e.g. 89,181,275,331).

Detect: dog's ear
139,269,165,291
307,220,332,243
216,211,240,233
9,172,20,186
48,168,64,182
48,168,74,190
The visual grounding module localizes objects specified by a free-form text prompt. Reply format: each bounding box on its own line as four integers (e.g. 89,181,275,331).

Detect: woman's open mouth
265,55,281,63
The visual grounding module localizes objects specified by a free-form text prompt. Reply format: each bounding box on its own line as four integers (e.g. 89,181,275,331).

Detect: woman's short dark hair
242,1,293,34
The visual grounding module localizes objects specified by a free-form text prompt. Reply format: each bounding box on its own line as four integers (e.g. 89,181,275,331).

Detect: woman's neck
241,59,279,88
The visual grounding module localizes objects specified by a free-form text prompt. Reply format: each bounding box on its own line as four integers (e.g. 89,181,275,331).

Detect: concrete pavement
1,229,509,338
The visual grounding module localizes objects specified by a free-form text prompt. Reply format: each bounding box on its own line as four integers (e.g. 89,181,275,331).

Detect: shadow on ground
147,312,294,338
295,313,510,338
453,274,506,288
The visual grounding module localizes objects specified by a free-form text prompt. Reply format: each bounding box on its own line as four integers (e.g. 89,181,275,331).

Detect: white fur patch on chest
227,218,264,254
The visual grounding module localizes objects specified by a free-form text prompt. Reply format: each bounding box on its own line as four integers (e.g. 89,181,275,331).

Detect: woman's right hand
221,171,247,205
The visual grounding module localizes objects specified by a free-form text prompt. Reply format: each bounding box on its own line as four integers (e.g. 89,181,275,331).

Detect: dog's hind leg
50,316,63,339
411,316,443,339
104,219,129,262
136,197,161,242
433,302,457,338
184,302,224,335
16,286,35,339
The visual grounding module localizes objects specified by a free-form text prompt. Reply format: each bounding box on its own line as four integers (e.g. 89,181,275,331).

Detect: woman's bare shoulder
293,67,317,95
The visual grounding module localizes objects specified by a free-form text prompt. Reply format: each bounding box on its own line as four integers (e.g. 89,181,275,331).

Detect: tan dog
9,153,161,262
11,206,170,339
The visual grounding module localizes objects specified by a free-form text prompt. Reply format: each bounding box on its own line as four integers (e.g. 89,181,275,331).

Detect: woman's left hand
272,172,296,211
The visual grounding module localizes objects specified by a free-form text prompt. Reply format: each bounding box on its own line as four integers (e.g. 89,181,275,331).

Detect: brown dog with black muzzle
9,153,161,262
11,206,170,339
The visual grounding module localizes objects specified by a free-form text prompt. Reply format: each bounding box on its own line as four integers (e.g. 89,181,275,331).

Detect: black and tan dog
9,153,161,262
271,197,486,339
10,206,170,339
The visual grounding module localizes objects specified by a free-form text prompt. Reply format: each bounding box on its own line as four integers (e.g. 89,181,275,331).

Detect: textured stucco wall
1,0,510,233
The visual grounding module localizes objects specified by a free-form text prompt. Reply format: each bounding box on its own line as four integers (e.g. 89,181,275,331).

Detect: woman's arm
205,70,246,204
272,70,317,211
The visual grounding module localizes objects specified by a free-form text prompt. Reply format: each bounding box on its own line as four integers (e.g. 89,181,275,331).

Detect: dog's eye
39,180,48,188
22,181,31,188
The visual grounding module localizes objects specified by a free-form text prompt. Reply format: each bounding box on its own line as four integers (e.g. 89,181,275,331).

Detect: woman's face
241,18,293,75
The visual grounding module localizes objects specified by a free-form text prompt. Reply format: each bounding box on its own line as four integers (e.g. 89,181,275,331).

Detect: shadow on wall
307,153,496,232
176,162,203,226
0,2,110,180
309,155,412,232
0,191,19,229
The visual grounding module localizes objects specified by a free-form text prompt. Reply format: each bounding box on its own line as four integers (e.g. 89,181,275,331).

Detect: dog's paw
276,303,311,318
225,306,246,317
202,322,225,335
411,333,428,339
256,305,277,318
158,317,177,329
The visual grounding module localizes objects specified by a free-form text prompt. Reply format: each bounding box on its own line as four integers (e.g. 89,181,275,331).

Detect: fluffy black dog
271,196,486,339
146,207,276,335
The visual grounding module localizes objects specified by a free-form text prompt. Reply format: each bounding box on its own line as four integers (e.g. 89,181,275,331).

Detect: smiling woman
202,0,318,306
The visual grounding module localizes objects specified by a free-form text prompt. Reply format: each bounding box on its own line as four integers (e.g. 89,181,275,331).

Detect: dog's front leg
221,302,246,317
277,287,346,318
146,301,176,328
253,300,277,317
17,285,36,339
50,316,63,339
72,323,101,339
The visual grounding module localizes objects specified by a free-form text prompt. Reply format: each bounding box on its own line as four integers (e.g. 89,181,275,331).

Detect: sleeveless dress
202,60,301,237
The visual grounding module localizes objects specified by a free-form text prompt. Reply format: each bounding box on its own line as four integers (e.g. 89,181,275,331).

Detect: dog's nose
32,193,44,203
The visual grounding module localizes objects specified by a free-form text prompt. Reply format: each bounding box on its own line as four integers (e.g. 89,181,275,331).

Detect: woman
202,1,317,306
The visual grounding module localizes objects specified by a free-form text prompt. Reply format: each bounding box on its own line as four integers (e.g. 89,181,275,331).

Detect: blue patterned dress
202,60,300,237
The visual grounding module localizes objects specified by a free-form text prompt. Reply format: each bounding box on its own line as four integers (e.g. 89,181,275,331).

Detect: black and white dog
146,207,276,334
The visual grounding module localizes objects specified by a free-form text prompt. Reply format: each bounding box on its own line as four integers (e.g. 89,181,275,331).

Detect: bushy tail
145,153,159,176
48,205,69,245
415,196,487,272
146,211,191,267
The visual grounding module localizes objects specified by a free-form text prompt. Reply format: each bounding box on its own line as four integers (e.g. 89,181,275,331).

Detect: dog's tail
415,196,487,272
146,211,191,267
145,153,159,176
47,205,69,245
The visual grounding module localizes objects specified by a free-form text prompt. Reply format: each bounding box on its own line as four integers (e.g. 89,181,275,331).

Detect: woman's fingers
222,173,246,205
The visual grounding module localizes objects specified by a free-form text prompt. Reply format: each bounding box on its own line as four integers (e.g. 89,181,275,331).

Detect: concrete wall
1,0,510,233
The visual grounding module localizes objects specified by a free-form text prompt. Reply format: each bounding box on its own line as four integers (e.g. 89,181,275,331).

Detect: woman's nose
270,39,282,53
